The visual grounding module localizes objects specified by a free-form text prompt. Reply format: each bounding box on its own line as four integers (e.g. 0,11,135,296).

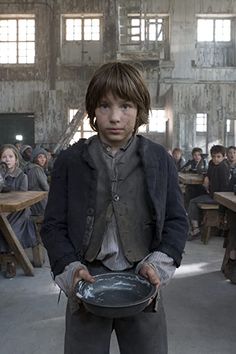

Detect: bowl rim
75,272,157,309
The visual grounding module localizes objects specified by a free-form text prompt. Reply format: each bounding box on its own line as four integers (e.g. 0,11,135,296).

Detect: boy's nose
110,108,121,122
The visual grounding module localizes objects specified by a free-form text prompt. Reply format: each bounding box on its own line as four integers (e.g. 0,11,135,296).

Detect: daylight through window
196,113,207,132
130,17,164,42
0,18,35,64
149,109,166,133
65,17,100,41
69,109,95,144
197,18,231,42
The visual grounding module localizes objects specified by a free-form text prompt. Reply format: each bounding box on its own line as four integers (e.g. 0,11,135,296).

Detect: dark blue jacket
41,135,188,276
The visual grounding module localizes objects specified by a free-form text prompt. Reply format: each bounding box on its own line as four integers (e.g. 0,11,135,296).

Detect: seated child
172,147,186,171
25,147,49,216
188,145,230,240
181,147,208,208
181,147,208,173
0,144,37,252
226,145,236,168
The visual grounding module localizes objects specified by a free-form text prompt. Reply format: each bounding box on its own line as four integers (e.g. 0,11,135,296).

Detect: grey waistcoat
84,137,155,263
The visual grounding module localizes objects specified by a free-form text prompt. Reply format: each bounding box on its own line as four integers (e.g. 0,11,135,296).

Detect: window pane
84,18,100,40
157,20,163,41
69,109,78,122
215,19,231,42
18,19,35,41
196,113,207,132
131,18,141,41
197,19,213,41
149,23,156,41
0,18,35,63
83,118,93,131
18,42,35,63
226,119,231,133
66,19,82,40
149,109,166,133
0,42,17,63
0,19,17,41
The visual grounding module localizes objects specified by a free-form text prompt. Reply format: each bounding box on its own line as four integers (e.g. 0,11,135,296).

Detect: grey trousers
64,294,167,354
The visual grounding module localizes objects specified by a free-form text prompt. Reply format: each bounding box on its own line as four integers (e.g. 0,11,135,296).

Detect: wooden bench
197,203,220,244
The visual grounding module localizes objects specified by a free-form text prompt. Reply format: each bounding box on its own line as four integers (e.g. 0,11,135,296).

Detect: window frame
62,14,102,43
196,113,208,133
0,14,35,65
127,14,168,44
197,17,232,43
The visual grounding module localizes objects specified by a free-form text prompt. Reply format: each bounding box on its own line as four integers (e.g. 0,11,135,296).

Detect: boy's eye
99,102,109,109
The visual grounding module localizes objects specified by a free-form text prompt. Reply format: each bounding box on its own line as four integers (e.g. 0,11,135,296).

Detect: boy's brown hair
191,147,203,156
210,145,226,156
85,62,151,133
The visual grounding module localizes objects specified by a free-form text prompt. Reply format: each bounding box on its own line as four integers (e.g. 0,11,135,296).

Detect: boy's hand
72,268,95,289
139,263,161,288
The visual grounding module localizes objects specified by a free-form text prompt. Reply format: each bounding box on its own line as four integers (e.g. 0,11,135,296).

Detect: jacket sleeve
148,151,189,267
40,151,78,277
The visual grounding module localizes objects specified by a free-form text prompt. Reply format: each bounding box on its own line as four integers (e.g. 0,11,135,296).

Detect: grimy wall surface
0,0,236,153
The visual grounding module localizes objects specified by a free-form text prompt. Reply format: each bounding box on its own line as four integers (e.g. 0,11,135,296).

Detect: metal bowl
75,272,157,318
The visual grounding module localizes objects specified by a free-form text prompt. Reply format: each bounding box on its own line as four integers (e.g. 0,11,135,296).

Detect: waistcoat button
113,194,120,201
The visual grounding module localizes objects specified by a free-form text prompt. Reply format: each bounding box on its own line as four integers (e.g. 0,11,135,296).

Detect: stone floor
0,236,235,354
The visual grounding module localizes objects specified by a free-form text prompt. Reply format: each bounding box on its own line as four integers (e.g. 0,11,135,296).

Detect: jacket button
113,194,120,201
87,208,94,215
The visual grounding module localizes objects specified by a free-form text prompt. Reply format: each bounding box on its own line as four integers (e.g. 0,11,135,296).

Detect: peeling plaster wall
0,0,236,151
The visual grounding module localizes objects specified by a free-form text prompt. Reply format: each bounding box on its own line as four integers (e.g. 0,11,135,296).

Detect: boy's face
211,153,224,165
173,151,181,160
227,148,236,163
192,151,202,162
95,92,138,151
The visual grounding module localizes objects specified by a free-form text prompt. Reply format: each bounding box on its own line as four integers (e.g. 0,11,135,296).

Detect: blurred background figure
25,146,49,216
20,144,33,171
181,147,208,174
0,144,37,252
226,146,236,168
172,147,186,171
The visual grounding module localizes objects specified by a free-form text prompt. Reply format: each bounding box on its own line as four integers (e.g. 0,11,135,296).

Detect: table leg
0,213,34,276
221,210,236,282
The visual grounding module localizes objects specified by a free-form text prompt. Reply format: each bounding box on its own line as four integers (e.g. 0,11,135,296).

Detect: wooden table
214,192,236,213
178,172,204,185
214,192,236,281
0,191,48,276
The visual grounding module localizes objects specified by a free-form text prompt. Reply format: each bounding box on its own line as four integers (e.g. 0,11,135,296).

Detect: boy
181,147,207,173
188,145,230,240
226,145,236,167
172,147,186,171
41,62,188,354
181,147,208,208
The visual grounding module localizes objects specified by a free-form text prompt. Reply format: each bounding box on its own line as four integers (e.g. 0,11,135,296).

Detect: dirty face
95,92,138,153
211,153,224,165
